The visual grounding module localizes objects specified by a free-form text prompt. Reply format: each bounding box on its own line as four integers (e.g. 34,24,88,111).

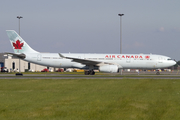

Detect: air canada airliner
6,30,176,75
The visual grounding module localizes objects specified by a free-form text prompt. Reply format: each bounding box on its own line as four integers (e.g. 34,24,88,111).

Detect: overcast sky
1,0,180,60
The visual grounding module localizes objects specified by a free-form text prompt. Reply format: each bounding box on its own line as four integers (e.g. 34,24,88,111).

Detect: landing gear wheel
84,70,95,75
156,71,160,75
84,71,89,75
90,70,95,75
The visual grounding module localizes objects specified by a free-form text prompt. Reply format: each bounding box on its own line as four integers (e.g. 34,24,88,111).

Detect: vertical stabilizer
6,30,38,54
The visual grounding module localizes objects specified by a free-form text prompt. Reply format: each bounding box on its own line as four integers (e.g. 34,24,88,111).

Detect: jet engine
99,65,118,73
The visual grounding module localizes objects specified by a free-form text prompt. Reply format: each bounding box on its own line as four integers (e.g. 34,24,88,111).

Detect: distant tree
177,61,180,66
174,63,178,69
174,61,180,70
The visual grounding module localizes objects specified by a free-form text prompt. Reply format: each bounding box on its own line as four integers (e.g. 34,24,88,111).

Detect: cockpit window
167,58,172,60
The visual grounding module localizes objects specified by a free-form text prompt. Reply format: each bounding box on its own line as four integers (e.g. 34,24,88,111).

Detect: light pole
118,14,124,54
17,16,23,75
17,16,23,35
118,14,124,75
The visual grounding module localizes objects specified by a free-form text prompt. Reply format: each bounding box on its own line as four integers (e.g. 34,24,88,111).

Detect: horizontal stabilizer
5,52,26,59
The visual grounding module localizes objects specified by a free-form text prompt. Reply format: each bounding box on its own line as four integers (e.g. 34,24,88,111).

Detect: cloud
156,27,180,33
157,27,180,33
158,27,165,32
124,42,145,49
133,42,144,47
172,27,180,32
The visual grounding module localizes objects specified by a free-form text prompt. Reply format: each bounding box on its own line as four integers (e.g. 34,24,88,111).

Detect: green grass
0,78,180,120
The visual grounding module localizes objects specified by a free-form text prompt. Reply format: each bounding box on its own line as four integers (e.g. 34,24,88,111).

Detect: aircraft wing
59,53,111,66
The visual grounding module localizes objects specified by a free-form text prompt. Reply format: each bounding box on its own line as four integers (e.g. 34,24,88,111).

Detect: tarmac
0,71,180,79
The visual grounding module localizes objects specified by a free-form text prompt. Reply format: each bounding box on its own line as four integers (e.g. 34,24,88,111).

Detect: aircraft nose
172,60,176,66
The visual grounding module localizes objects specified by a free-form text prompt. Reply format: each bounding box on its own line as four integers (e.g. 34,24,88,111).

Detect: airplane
6,30,176,75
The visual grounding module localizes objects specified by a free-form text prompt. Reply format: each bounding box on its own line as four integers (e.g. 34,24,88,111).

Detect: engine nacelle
99,65,118,73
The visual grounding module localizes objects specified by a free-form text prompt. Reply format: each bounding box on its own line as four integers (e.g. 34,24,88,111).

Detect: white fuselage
24,53,176,70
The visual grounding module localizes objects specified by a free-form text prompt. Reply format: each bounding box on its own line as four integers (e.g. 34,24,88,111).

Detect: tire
156,72,160,75
84,71,89,75
90,70,95,75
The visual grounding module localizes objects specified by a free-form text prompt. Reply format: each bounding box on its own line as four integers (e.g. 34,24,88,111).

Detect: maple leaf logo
145,56,150,59
12,40,24,49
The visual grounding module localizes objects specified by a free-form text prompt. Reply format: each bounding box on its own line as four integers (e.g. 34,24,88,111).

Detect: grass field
0,78,180,120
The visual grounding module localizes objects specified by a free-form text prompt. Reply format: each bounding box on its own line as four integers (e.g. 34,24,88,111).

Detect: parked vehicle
55,68,64,72
41,68,49,72
1,67,8,72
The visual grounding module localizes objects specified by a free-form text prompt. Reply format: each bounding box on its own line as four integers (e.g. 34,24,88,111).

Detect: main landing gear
156,71,160,75
84,70,95,75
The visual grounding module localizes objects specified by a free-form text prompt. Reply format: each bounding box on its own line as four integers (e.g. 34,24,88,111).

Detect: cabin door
37,54,42,61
